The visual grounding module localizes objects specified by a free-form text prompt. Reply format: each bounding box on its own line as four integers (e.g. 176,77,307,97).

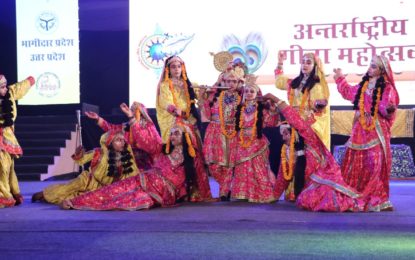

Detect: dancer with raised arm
333,55,399,211
0,74,35,208
31,130,140,205
63,122,211,210
274,51,330,201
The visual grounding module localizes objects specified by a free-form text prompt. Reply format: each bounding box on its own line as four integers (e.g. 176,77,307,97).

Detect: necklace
168,146,184,166
244,102,256,114
281,144,295,181
219,91,240,139
239,102,258,148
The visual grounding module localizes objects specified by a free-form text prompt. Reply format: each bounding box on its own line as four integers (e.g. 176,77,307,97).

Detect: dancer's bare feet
61,199,73,210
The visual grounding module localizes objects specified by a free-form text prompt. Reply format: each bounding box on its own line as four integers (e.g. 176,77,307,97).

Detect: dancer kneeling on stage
31,130,140,205
84,102,157,171
265,93,382,212
61,122,210,210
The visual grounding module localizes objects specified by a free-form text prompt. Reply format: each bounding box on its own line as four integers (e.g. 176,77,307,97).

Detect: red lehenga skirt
340,144,392,211
0,197,16,208
69,169,180,211
231,137,278,203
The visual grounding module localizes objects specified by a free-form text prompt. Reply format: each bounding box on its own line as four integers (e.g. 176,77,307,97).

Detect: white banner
129,0,415,106
16,0,80,105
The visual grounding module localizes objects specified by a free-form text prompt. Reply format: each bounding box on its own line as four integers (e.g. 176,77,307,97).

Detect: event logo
221,32,268,74
36,72,61,98
138,33,195,70
36,12,59,34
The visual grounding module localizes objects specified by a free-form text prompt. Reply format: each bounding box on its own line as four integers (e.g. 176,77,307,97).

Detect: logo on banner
221,32,268,74
36,12,59,34
138,33,195,70
36,72,61,98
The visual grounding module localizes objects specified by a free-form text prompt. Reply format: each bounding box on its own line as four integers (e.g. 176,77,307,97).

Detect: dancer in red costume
64,120,213,210
333,55,399,211
266,93,388,212
230,75,280,203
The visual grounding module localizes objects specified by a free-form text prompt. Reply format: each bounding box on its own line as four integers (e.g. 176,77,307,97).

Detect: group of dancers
0,51,399,212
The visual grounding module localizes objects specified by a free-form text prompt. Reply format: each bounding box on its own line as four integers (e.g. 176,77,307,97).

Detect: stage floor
1,179,415,259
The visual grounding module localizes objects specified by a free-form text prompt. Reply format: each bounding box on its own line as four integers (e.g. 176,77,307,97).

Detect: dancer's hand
74,145,84,156
385,103,396,119
167,104,176,115
120,103,133,118
27,76,35,86
333,68,344,81
268,99,278,111
61,199,74,210
314,99,328,112
386,103,396,114
278,51,286,65
263,93,279,103
175,108,183,117
84,111,99,120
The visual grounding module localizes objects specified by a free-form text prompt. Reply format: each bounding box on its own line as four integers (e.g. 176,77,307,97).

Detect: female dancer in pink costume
63,121,210,210
266,92,387,212
230,75,280,203
199,64,244,201
84,102,156,171
333,55,399,211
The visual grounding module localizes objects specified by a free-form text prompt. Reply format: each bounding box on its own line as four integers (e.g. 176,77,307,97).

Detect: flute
190,85,230,90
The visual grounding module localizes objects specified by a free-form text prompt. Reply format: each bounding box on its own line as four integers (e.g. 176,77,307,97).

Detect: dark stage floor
1,179,414,259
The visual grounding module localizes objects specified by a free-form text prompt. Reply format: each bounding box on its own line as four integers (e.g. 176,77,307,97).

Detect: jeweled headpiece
167,56,184,65
166,122,196,158
278,121,299,142
244,74,259,92
372,55,389,76
210,51,233,72
303,52,329,98
100,130,125,148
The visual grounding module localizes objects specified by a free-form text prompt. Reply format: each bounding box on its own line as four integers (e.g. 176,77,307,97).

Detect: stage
1,179,414,259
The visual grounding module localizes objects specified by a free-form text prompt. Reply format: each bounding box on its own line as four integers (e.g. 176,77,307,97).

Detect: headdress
303,53,329,98
244,74,260,92
165,122,196,158
156,55,188,98
166,55,184,66
278,121,299,142
130,102,152,123
210,51,234,72
223,64,245,82
100,130,125,148
374,55,400,105
241,74,261,103
102,130,135,177
211,51,246,83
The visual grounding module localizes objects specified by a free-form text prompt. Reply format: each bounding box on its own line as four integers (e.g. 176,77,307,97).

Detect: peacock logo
221,32,268,74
